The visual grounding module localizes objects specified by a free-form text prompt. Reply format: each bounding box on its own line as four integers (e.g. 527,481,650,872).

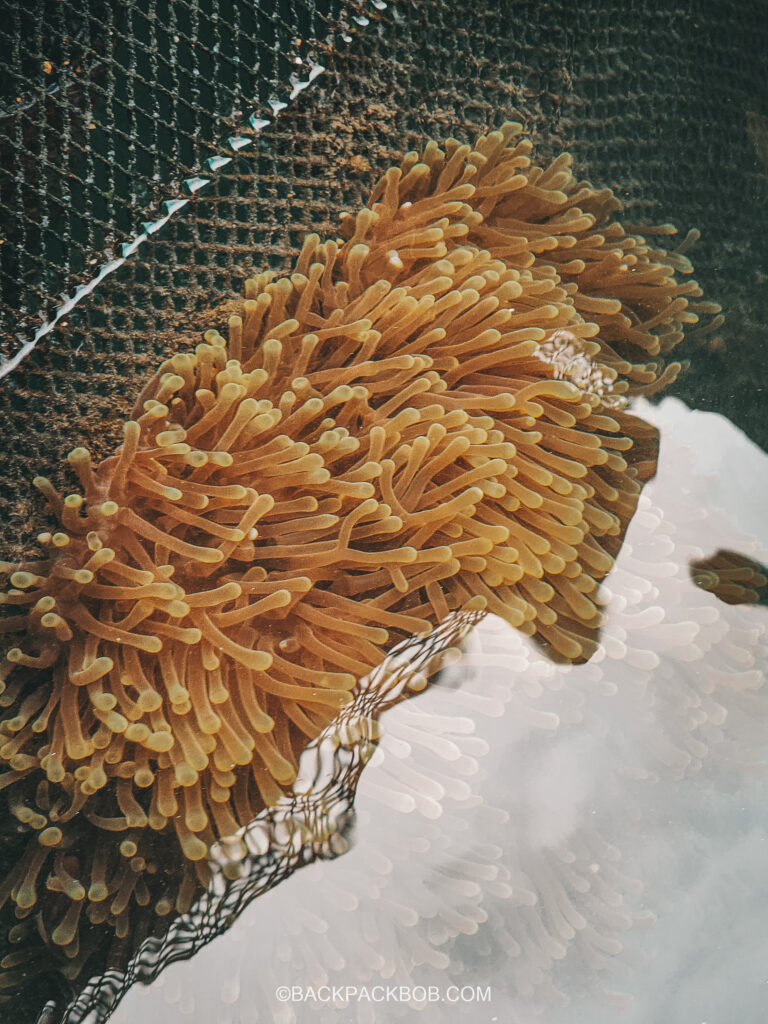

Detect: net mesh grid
0,0,394,554
2,0,767,556
0,0,766,1018
0,0,364,335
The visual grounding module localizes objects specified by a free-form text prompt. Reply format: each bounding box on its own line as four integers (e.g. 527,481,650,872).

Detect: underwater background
1,0,767,1021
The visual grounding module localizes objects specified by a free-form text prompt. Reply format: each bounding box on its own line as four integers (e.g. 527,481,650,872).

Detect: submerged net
1,0,767,559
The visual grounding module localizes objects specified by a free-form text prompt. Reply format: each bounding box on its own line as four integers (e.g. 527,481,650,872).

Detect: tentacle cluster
0,123,716,988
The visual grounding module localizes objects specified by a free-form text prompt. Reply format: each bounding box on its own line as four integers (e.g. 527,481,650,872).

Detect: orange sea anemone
0,122,716,982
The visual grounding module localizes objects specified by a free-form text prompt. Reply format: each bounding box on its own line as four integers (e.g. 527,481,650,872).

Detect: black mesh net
0,0,361,339
2,0,767,551
0,0,766,1020
2,0,767,557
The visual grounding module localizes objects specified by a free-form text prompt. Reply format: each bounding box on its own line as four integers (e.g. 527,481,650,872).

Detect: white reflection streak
0,2,390,383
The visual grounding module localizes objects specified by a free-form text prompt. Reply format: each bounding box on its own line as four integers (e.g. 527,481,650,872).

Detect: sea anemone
689,549,768,605
107,400,768,1024
0,122,713,987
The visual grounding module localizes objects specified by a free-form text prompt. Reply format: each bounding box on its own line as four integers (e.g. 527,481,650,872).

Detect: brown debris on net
0,122,717,990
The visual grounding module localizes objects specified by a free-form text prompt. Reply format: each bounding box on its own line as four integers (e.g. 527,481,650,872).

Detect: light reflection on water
106,396,768,1024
